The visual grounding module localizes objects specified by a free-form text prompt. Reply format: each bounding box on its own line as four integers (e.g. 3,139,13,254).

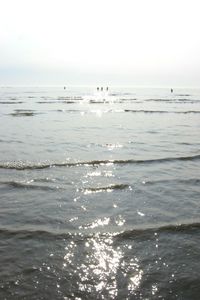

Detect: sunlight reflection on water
62,234,143,298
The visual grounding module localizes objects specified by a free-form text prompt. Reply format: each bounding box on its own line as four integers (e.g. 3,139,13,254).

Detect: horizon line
0,84,200,89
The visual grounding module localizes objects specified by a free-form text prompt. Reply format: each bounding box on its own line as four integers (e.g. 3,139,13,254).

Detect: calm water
0,86,200,299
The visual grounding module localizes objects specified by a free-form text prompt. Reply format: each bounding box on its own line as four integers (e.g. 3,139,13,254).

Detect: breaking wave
0,154,200,170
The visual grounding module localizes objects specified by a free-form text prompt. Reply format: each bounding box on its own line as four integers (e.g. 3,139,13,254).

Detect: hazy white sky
0,0,200,86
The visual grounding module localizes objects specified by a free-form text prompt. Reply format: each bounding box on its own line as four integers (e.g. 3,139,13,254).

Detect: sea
0,86,200,300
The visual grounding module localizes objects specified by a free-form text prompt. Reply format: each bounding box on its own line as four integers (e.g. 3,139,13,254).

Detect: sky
0,0,200,87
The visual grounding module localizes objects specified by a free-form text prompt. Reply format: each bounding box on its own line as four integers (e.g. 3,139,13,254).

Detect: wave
172,110,200,114
58,97,82,100
146,99,200,103
89,100,110,104
10,107,200,115
56,109,82,113
37,101,78,104
11,112,35,117
0,154,200,170
109,93,134,96
124,109,200,114
143,178,200,185
33,177,57,183
88,99,140,104
0,180,61,191
147,98,189,101
0,139,23,144
118,222,200,239
0,101,24,104
1,222,200,241
119,98,137,101
10,110,43,117
14,109,35,111
37,101,58,104
0,227,77,241
82,184,130,194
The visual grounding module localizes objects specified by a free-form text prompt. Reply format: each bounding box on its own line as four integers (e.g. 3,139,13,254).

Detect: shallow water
0,86,200,299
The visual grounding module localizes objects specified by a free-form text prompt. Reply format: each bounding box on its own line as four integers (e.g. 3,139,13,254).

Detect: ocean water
0,86,200,300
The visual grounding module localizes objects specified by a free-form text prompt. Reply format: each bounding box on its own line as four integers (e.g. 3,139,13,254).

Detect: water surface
0,86,200,299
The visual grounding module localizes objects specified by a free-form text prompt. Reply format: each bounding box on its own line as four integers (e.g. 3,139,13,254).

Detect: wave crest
0,154,200,170
1,222,200,241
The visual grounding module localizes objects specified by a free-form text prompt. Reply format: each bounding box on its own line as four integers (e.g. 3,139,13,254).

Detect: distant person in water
106,87,109,91
171,88,173,93
97,87,99,91
64,86,66,90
